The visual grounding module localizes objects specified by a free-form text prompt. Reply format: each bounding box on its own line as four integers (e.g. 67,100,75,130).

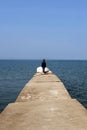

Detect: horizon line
0,59,87,61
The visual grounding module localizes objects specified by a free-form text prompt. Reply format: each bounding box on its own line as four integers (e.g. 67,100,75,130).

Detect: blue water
0,60,87,111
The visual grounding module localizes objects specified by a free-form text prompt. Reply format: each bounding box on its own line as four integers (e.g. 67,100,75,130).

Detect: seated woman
41,59,46,73
37,59,52,73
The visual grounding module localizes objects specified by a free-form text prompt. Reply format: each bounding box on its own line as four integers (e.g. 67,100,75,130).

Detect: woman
41,59,46,73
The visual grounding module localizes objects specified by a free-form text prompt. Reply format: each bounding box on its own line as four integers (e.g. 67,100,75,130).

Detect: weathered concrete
16,73,71,102
0,72,87,130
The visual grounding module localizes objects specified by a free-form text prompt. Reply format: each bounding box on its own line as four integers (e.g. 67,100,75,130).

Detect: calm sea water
0,60,87,111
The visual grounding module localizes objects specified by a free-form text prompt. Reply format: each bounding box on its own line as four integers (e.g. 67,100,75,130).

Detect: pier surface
0,72,87,130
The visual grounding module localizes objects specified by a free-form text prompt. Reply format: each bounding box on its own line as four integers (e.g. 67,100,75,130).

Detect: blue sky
0,0,87,59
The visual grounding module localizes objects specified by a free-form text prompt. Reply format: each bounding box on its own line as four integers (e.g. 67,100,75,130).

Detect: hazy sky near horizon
0,0,87,59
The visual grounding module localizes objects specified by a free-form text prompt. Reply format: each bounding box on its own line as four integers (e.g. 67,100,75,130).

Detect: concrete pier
0,72,87,130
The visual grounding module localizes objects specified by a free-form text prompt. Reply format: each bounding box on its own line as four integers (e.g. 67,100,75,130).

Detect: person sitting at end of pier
41,59,46,73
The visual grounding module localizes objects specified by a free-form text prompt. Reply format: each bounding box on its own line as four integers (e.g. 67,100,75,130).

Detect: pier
0,71,87,130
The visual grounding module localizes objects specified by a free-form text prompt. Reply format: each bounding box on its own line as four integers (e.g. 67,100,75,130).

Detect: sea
0,60,87,112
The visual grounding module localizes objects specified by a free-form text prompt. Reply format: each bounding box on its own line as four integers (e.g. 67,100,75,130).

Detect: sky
0,0,87,60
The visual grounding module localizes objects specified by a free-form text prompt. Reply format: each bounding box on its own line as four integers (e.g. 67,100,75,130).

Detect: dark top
41,60,46,68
